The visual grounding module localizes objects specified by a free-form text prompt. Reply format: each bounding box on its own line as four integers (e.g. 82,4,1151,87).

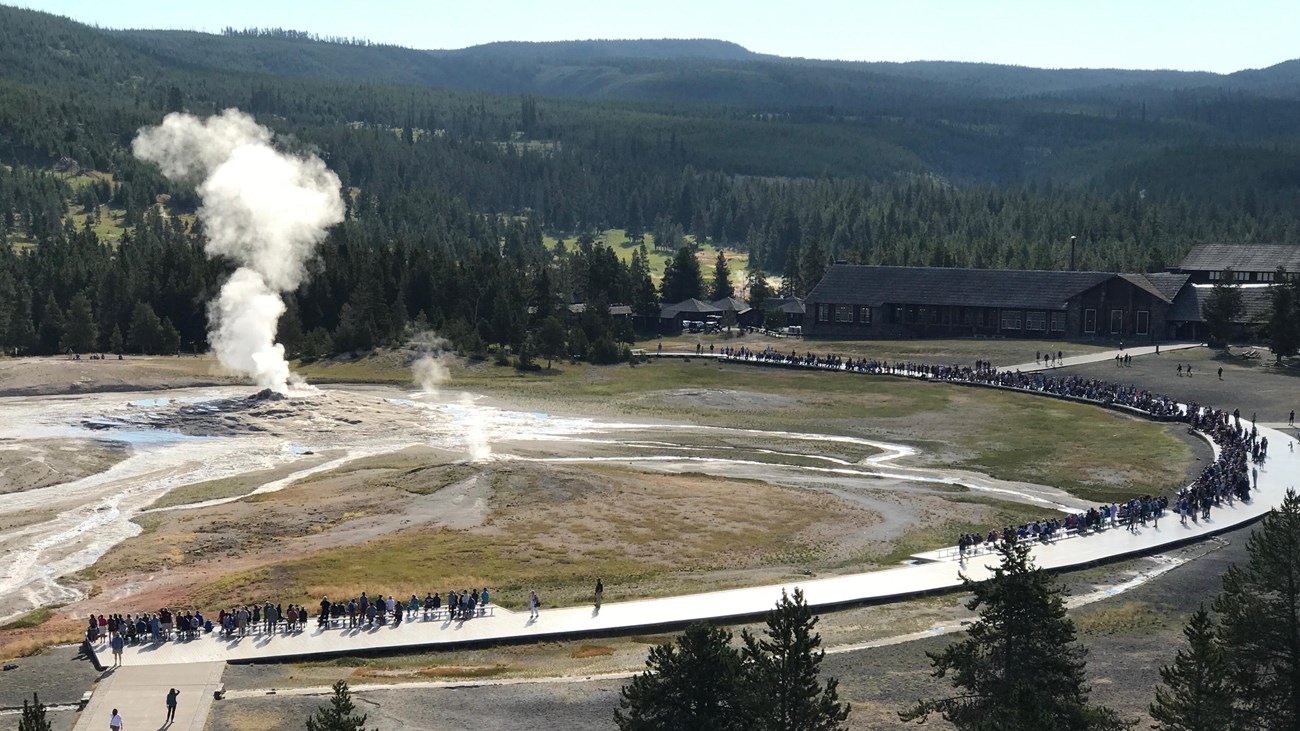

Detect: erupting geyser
132,109,344,393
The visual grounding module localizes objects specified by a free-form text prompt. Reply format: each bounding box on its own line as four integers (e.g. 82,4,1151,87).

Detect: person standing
165,688,179,725
110,708,123,731
109,631,125,667
529,590,540,619
594,578,604,611
1290,409,1295,426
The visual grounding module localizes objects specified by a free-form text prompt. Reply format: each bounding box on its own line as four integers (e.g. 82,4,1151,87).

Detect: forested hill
3,3,1300,363
104,25,1300,105
450,39,758,62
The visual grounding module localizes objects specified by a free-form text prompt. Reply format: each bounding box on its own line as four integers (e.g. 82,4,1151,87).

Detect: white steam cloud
132,109,343,393
407,332,490,461
461,393,491,462
409,332,451,396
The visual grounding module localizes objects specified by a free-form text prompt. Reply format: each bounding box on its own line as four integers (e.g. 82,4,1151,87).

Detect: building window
1136,310,1149,335
1084,308,1097,334
1209,271,1221,281
1050,311,1066,332
1110,309,1124,334
893,306,904,323
1024,311,1047,331
834,305,855,323
816,304,830,323
1260,271,1274,283
1000,310,1022,330
858,306,872,324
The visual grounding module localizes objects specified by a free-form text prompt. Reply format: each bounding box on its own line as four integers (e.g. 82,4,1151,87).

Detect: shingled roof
805,265,1114,310
1119,273,1190,304
711,297,751,314
1167,284,1274,323
1177,244,1300,273
660,298,722,318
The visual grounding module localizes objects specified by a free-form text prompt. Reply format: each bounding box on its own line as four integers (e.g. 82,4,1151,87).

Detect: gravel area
0,645,99,708
1057,346,1300,426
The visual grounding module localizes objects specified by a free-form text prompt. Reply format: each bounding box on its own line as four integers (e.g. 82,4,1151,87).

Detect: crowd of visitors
1174,404,1263,525
87,608,206,645
87,587,498,645
956,494,1172,557
716,344,1266,558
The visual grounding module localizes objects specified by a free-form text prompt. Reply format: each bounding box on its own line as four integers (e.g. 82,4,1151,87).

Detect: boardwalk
92,417,1295,666
72,661,224,731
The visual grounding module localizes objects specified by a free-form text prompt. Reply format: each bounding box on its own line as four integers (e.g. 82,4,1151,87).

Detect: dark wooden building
658,298,723,330
1166,284,1274,341
804,265,1188,341
1173,243,1300,284
763,297,806,328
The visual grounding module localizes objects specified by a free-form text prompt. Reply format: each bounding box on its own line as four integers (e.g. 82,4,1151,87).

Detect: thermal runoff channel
133,109,344,393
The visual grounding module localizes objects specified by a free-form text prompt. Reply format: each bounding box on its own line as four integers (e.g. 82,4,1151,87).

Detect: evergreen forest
3,4,1300,358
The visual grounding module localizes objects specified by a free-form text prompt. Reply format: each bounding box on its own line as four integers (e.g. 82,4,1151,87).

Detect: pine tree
746,263,773,311
628,244,658,317
1150,607,1235,731
60,292,98,354
616,622,747,731
537,316,566,369
1214,488,1300,731
108,325,124,355
37,291,64,354
800,238,828,294
1202,268,1243,347
710,249,733,301
900,540,1133,730
741,588,850,731
128,302,164,354
19,692,51,731
660,246,703,303
305,680,373,731
1265,268,1299,363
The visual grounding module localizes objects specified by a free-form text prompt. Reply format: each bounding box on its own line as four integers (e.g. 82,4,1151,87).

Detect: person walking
1290,409,1295,426
1218,366,1223,380
109,631,125,667
594,578,604,611
110,708,123,731
529,590,540,620
165,688,180,725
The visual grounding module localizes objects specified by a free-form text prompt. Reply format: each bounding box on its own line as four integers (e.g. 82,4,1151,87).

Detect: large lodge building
802,243,1299,341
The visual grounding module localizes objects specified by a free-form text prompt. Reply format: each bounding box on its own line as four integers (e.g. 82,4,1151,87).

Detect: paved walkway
74,661,223,731
1003,342,1201,372
88,417,1296,666
658,341,1203,373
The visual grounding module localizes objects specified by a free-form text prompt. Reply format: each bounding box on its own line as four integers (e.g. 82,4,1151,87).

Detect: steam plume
132,109,343,392
461,393,491,462
409,332,451,395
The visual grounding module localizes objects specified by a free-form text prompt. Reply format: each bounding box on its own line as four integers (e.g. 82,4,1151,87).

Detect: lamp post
1069,235,1077,271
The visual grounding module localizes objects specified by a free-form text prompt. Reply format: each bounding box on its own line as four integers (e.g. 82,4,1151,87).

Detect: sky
17,0,1300,73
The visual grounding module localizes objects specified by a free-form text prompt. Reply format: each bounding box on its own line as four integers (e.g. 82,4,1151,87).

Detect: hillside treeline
4,5,1300,357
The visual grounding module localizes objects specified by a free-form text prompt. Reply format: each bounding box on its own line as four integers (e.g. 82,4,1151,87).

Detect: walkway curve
92,349,1297,666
